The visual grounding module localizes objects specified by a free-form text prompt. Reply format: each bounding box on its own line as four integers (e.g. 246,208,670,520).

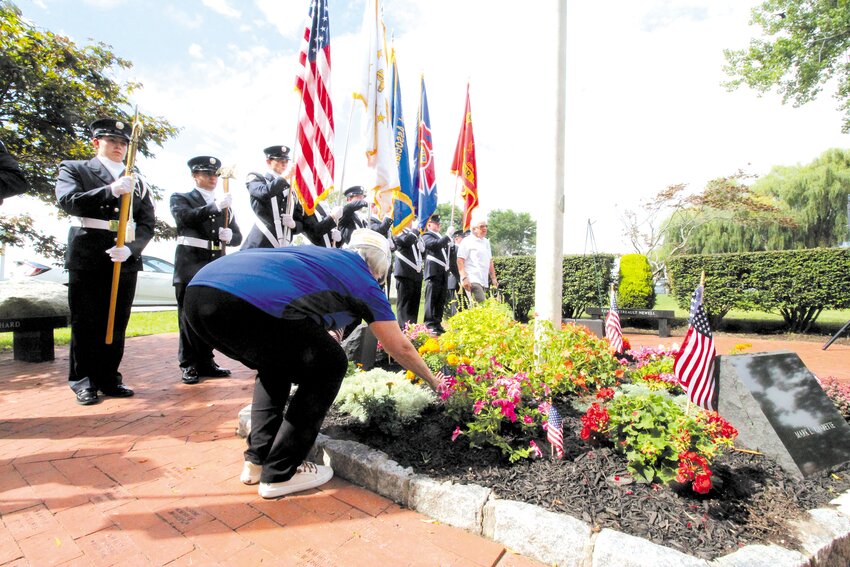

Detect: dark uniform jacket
242,172,304,249
421,230,451,280
55,158,155,272
392,228,423,281
337,202,369,246
447,242,460,290
0,141,28,202
301,201,339,247
170,189,243,284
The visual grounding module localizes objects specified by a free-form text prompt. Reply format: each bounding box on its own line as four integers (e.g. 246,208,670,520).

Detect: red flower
693,474,713,494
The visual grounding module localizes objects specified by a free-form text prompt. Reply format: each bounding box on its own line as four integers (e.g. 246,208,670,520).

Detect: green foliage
0,4,179,257
562,254,616,318
668,248,850,331
334,368,437,425
584,386,738,493
723,0,850,133
431,302,623,462
493,256,535,322
617,254,655,309
487,209,536,256
433,203,463,234
681,149,850,253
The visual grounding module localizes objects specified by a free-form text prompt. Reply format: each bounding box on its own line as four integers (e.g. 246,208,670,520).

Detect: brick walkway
0,334,542,566
1,330,846,566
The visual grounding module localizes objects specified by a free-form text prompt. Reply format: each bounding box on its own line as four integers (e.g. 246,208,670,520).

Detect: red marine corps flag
293,0,334,215
450,84,478,231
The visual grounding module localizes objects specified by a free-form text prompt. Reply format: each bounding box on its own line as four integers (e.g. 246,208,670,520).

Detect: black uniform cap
89,118,132,141
428,214,441,223
344,185,365,198
264,145,291,160
187,156,221,173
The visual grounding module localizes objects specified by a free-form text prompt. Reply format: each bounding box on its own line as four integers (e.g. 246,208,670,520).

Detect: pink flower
451,426,462,442
473,399,486,414
529,440,543,458
523,415,533,425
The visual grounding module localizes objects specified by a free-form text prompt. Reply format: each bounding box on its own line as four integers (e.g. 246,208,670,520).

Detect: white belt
77,217,115,231
426,254,448,270
397,250,422,273
177,235,221,251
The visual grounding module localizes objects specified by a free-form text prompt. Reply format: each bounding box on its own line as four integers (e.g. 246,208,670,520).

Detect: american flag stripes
605,290,624,354
674,284,718,411
293,0,334,216
547,405,565,459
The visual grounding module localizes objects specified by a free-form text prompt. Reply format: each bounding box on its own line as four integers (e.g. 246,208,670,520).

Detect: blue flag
391,54,415,235
411,76,437,231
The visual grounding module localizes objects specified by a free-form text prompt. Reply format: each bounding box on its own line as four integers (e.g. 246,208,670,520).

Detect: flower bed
330,302,850,559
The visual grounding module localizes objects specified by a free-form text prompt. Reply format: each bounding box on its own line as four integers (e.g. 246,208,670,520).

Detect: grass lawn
0,309,179,352
654,294,850,325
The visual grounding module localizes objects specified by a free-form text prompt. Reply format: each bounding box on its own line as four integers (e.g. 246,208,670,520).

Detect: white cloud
82,0,126,7
201,0,240,20
187,43,203,59
255,0,305,39
165,5,202,29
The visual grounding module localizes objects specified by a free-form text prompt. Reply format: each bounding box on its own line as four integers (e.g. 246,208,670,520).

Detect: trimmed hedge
494,254,616,322
668,248,850,332
617,254,655,309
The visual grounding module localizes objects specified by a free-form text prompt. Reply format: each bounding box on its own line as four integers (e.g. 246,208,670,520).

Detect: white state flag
353,0,399,218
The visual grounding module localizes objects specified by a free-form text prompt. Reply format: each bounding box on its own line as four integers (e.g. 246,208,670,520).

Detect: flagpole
337,99,356,206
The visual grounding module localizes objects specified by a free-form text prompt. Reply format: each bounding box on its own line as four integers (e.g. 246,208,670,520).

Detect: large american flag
547,405,565,459
605,290,624,354
674,284,717,411
293,0,334,216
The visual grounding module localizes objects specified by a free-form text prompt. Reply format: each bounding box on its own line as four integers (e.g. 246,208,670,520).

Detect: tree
622,171,791,278
433,203,463,234
673,149,850,253
0,2,178,258
723,0,850,133
487,209,536,256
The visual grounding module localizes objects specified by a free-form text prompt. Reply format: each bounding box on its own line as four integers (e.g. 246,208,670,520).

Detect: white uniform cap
348,228,390,256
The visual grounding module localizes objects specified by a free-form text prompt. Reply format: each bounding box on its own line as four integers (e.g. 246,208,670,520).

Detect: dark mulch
321,402,850,561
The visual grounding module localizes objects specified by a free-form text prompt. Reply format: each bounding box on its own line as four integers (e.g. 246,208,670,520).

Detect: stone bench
0,316,68,362
585,307,675,338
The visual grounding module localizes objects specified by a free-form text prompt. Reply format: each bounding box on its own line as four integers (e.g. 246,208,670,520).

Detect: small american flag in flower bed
547,405,565,459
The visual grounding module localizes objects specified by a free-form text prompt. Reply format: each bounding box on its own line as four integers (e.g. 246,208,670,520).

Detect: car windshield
142,256,174,274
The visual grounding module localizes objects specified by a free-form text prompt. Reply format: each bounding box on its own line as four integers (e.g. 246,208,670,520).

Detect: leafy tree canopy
723,0,850,132
487,209,536,256
0,1,179,256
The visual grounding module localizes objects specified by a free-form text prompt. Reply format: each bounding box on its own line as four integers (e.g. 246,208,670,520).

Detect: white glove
215,193,232,211
417,239,425,253
218,227,233,243
330,206,344,223
106,245,132,263
446,226,456,237
110,176,134,198
330,228,342,242
281,213,296,229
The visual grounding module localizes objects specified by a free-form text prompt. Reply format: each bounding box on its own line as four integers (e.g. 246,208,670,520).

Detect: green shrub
617,254,655,309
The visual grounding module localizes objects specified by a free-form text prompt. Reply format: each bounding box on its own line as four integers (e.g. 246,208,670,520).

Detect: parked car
11,255,177,307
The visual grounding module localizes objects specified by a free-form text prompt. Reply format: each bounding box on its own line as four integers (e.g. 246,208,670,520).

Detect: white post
534,0,566,330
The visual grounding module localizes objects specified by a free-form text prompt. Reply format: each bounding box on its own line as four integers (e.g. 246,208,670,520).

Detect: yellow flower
423,338,440,353
405,370,415,382
446,353,459,365
442,341,456,351
461,356,472,365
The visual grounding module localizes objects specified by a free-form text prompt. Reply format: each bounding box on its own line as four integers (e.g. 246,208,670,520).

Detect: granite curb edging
237,407,850,566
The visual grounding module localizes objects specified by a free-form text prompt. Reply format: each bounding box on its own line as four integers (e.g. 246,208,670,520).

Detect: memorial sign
716,350,850,477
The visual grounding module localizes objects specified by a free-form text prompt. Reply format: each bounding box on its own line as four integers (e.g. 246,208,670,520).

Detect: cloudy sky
7,0,850,266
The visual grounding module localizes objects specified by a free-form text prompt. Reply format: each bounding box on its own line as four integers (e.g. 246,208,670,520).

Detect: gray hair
351,244,390,284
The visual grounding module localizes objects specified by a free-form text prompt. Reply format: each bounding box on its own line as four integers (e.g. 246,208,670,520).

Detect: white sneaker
240,461,262,485
258,462,333,499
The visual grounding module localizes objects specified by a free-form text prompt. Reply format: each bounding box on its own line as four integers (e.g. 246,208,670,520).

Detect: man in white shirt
456,215,498,304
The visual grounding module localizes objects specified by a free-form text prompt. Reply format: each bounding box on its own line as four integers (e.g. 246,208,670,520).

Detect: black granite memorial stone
716,350,850,477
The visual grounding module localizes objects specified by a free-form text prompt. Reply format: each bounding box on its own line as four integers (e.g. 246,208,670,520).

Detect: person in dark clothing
242,145,303,249
54,118,155,405
300,200,343,247
392,226,423,328
421,214,454,334
183,229,441,498
0,140,28,205
336,185,369,245
170,155,243,384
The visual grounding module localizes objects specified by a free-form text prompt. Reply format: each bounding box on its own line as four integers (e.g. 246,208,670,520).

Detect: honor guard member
301,200,344,247
421,214,454,334
392,225,424,328
446,230,467,316
336,185,369,246
55,118,155,406
170,156,243,384
242,145,303,249
0,140,28,205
